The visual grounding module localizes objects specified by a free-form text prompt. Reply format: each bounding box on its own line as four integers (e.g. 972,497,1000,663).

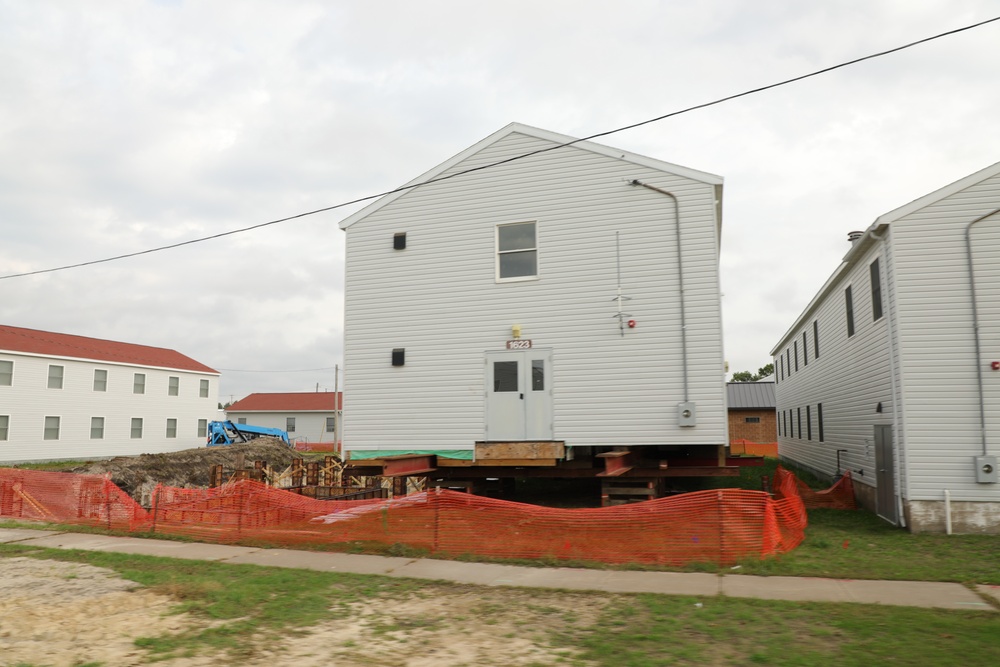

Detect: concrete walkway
1,527,997,612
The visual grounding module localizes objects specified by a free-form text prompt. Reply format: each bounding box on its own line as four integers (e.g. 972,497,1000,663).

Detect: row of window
777,404,825,442
0,415,209,441
776,257,884,383
0,360,210,397
392,221,539,282
233,417,337,433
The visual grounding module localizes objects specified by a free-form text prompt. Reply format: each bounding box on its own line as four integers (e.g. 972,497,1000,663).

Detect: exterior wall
225,410,339,444
905,500,1000,534
342,130,727,455
773,237,897,504
891,172,1000,504
728,409,776,443
0,352,219,462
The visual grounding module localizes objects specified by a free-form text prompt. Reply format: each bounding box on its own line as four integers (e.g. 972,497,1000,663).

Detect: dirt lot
65,439,304,506
0,556,606,667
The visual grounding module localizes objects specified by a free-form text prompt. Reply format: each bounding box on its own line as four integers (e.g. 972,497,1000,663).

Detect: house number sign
506,339,533,349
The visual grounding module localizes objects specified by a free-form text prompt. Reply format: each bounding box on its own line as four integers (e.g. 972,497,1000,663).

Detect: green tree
730,363,774,382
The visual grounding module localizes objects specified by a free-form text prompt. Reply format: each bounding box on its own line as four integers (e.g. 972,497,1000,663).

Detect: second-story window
871,258,884,321
496,221,537,280
133,373,145,394
48,365,64,389
0,360,12,386
168,376,179,396
94,369,108,392
845,286,855,337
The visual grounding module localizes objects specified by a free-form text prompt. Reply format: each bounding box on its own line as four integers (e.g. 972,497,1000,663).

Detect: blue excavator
207,421,291,447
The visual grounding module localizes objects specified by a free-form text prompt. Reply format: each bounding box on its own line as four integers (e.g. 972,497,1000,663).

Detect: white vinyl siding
773,165,1000,509
342,129,726,453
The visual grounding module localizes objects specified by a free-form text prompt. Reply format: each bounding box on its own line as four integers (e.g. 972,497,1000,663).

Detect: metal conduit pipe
965,207,1000,456
628,179,689,403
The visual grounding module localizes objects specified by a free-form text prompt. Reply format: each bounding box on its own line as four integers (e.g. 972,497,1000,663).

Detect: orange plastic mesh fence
1,466,821,566
775,466,857,510
0,468,149,531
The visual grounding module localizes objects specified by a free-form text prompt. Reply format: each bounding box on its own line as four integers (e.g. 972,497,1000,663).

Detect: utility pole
334,364,340,452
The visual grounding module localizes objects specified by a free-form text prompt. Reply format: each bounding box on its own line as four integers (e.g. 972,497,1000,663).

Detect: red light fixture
992,361,1000,371
627,319,636,328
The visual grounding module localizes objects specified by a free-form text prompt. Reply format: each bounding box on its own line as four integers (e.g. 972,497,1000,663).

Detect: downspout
629,179,689,403
965,207,1000,456
870,226,907,527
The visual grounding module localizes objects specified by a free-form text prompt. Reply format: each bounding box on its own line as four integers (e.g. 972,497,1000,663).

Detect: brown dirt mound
69,439,301,507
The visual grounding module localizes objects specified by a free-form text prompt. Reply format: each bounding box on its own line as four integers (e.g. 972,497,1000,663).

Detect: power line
2,14,997,282
215,365,339,373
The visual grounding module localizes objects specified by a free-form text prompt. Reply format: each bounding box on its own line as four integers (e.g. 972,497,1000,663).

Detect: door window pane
531,359,545,391
493,361,519,392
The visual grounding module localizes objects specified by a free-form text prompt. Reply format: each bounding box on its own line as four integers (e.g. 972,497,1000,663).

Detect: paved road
1,527,996,612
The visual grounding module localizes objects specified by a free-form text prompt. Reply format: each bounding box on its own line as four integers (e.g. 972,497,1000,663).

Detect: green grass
1,544,997,667
571,594,1000,667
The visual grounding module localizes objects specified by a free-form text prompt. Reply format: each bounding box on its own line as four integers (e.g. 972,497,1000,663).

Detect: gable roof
0,324,218,374
339,122,723,230
227,392,342,412
771,160,1000,354
726,382,776,410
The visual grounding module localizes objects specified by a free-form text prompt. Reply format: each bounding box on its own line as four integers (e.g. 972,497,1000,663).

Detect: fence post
150,485,159,534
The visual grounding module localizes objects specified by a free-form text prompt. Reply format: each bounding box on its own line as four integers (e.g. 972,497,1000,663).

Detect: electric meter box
677,402,697,427
975,455,998,483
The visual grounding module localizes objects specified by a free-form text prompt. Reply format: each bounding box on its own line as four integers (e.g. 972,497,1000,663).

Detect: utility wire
2,14,998,282
216,365,339,373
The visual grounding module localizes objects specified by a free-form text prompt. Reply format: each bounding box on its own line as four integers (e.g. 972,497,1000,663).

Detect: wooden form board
475,441,565,460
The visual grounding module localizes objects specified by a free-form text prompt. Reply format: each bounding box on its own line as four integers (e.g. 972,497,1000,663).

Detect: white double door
484,348,553,441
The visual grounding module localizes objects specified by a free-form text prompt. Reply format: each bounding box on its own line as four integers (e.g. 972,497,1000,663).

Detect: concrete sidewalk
1,527,997,612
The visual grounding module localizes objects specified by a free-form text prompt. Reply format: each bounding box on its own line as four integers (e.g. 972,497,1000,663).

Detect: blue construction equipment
207,420,291,447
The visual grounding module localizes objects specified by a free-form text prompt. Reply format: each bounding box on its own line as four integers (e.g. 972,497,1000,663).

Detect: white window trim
0,359,13,386
495,221,540,283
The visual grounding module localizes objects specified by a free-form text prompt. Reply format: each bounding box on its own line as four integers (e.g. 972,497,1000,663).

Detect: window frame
744,416,761,424
870,257,884,321
495,221,539,282
168,376,179,396
93,368,108,392
802,332,808,367
818,403,825,442
845,285,855,337
199,379,210,398
813,320,819,359
325,417,336,433
806,405,812,440
130,417,143,439
198,419,208,438
286,417,296,433
44,415,60,440
48,365,64,389
0,414,9,440
90,416,105,440
0,359,12,386
166,418,177,438
133,373,146,395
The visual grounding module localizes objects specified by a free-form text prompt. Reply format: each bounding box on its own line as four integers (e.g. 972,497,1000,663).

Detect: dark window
786,348,791,375
797,407,802,439
391,348,405,366
802,332,808,367
531,359,545,391
818,403,824,442
794,341,799,371
813,320,819,358
806,405,812,440
777,412,782,436
845,286,855,337
497,222,537,279
393,232,406,250
286,417,296,433
779,356,784,381
871,258,883,320
745,416,761,424
326,417,336,433
493,361,519,392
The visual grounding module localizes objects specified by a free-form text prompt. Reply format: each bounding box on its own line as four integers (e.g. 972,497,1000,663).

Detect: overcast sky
2,1,999,402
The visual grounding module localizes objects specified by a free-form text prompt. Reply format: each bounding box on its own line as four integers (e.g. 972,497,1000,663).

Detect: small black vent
391,348,405,366
393,233,407,250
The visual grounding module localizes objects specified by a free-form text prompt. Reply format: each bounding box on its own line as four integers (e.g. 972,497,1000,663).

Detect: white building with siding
338,123,728,468
0,325,220,462
771,162,1000,533
225,392,341,447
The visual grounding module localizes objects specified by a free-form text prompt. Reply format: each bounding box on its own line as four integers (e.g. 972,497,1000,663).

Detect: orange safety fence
0,465,822,566
729,439,778,457
777,467,857,509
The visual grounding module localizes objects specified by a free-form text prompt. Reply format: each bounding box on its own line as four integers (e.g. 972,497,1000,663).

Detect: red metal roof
228,392,342,412
0,324,218,374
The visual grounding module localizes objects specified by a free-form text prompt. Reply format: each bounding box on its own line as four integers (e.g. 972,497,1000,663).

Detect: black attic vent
391,348,405,366
393,232,407,250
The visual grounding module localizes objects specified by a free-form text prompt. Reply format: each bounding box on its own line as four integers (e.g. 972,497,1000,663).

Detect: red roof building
226,392,343,450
